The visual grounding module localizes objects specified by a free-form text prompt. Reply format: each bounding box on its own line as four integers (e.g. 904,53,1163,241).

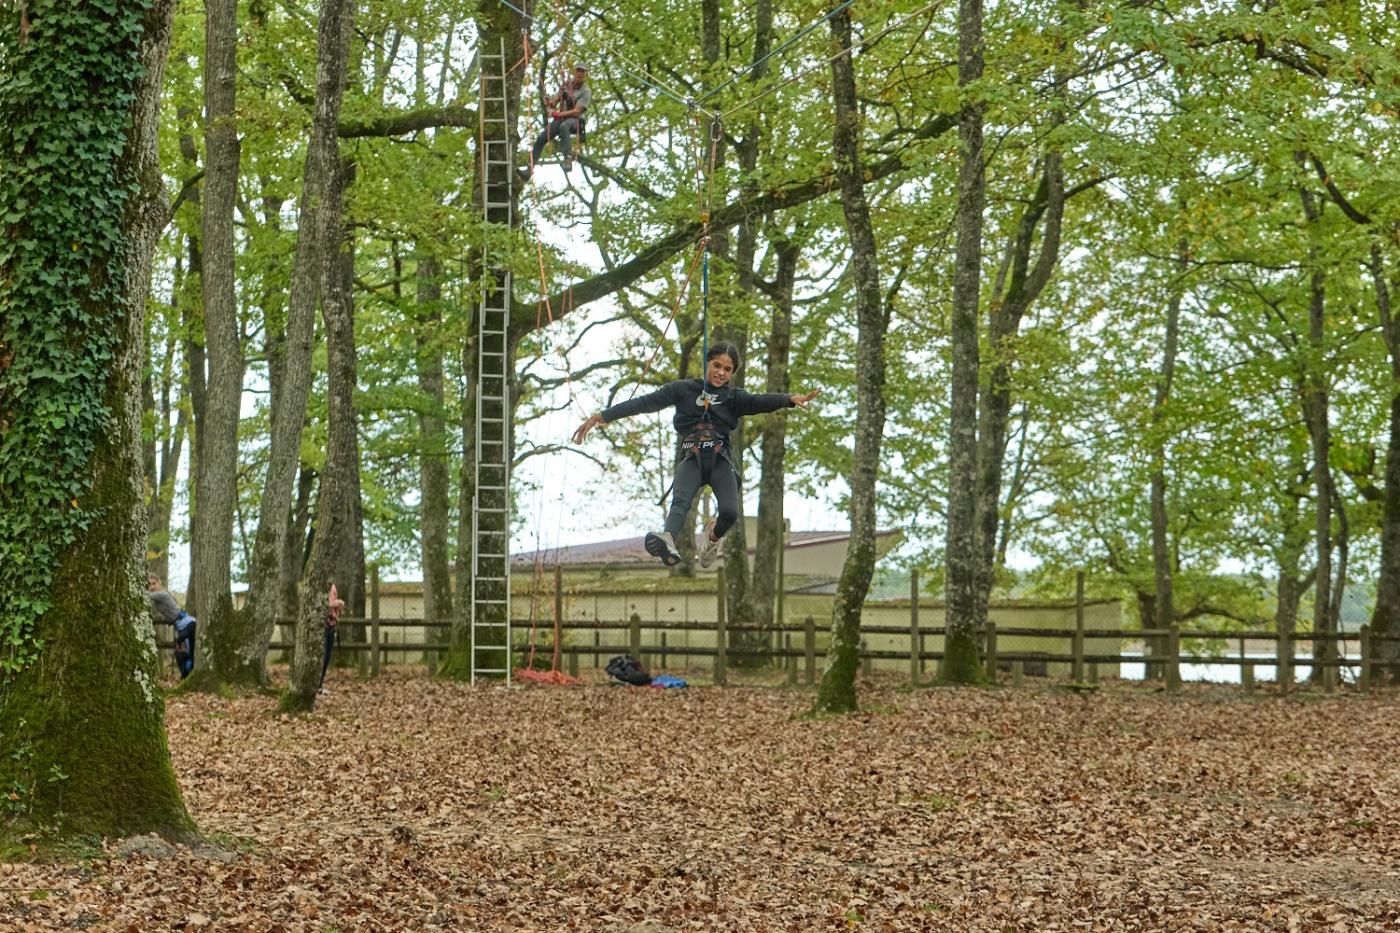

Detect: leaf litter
3,671,1400,930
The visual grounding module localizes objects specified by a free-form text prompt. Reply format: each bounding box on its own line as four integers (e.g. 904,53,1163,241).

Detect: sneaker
562,155,573,171
698,521,723,569
643,530,682,567
515,166,532,185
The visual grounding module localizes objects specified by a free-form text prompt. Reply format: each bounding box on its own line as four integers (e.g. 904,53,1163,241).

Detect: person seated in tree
526,64,591,178
572,341,820,568
147,574,196,679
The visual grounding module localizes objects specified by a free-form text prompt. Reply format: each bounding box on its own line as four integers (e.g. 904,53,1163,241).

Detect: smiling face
706,352,736,387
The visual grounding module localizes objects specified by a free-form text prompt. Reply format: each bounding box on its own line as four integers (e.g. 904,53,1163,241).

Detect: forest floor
3,669,1400,931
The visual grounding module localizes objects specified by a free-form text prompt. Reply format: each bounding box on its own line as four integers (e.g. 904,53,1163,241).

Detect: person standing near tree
147,574,196,679
319,582,346,693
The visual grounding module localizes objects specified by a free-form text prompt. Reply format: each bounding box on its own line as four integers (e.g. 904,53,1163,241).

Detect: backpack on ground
605,654,652,686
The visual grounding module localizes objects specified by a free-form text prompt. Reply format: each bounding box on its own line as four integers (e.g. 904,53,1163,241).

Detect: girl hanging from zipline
572,341,820,568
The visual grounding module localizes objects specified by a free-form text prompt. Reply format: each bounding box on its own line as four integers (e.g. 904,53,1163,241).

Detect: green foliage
0,0,153,673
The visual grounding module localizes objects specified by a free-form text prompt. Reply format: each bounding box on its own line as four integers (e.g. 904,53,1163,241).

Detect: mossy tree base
939,631,985,684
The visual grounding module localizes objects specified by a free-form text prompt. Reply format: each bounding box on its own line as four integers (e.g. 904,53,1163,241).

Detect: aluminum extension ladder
471,37,513,683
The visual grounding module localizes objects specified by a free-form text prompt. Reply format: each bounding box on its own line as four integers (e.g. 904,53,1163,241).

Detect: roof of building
510,528,901,568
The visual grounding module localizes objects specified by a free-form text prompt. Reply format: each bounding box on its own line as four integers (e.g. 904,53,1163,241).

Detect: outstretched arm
572,381,686,443
732,387,823,415
572,411,606,444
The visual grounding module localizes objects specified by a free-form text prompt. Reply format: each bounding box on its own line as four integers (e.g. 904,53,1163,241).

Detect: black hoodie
601,378,794,449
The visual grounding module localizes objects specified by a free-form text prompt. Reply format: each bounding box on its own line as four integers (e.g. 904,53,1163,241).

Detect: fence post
554,564,564,672
593,630,600,670
804,615,816,686
1166,623,1181,692
1360,625,1372,693
1073,570,1085,682
1088,662,1099,685
909,570,920,684
370,565,381,678
1278,629,1291,695
629,612,642,661
1012,659,1024,687
786,634,797,685
715,566,728,686
984,621,998,682
1323,658,1337,694
861,638,872,679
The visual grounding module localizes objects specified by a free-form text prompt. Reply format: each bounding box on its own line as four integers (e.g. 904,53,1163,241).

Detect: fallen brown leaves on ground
4,671,1400,931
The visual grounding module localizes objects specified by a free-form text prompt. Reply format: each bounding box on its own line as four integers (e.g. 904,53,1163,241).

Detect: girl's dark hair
707,341,742,373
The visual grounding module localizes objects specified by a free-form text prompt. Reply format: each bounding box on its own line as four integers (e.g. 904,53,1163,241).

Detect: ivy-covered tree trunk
815,1,887,714
751,239,799,635
0,0,190,842
242,0,354,683
416,253,455,632
186,0,248,691
284,152,357,712
942,0,987,683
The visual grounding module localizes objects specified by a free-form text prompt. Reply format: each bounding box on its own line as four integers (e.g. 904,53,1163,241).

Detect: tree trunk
281,466,317,622
416,253,455,630
147,299,187,584
186,0,248,690
1297,176,1336,676
284,150,358,712
1368,244,1400,678
0,0,190,842
942,0,987,682
333,163,366,652
1147,250,1184,680
815,2,887,713
441,1,526,678
243,0,355,683
751,239,799,635
971,156,1064,638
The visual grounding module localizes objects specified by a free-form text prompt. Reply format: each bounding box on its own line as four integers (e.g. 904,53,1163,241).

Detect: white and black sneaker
644,530,682,566
698,521,723,570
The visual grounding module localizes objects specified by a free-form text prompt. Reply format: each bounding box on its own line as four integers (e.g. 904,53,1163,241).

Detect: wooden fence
155,566,1399,693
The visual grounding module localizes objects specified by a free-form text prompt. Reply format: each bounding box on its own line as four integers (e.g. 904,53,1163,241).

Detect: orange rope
628,238,708,399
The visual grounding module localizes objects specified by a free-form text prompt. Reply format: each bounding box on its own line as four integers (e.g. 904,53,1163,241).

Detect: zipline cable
696,0,857,104
719,0,945,122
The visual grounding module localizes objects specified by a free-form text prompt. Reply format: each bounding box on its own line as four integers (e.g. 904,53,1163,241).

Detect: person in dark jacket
147,574,196,678
572,342,820,567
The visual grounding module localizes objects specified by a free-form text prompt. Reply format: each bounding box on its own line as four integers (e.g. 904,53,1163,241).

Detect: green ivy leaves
0,0,152,674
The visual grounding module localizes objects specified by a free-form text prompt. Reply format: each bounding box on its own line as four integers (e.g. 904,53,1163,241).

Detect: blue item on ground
649,674,687,688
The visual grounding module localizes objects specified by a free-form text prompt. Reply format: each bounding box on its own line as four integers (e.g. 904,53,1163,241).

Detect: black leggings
663,454,740,540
